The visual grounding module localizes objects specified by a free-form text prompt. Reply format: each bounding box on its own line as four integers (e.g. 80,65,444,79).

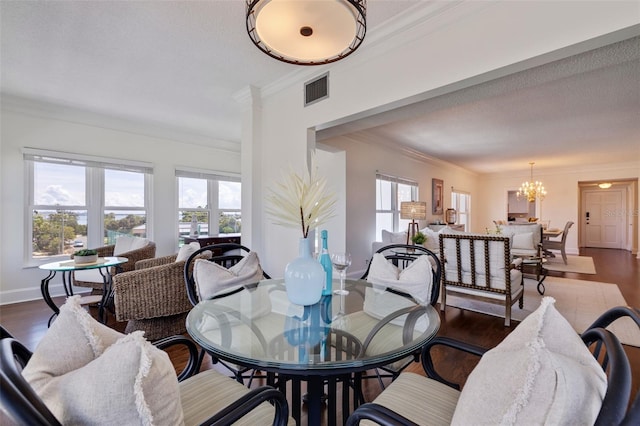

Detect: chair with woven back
346,303,640,426
111,242,210,341
0,297,293,426
183,242,271,384
72,236,156,291
354,243,441,390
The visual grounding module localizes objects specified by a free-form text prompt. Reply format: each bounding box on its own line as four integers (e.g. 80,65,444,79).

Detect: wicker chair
347,305,640,426
72,239,156,290
0,327,291,426
112,254,194,340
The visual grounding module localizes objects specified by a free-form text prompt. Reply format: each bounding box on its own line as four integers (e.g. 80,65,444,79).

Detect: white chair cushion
176,241,201,262
382,229,407,244
366,253,433,304
22,296,183,425
114,236,149,256
442,235,512,279
192,251,264,301
451,297,607,426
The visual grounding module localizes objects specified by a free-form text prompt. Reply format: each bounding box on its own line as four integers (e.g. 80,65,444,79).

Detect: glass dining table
186,278,440,426
39,256,128,326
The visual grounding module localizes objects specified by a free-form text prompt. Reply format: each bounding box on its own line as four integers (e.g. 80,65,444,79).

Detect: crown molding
1,93,241,153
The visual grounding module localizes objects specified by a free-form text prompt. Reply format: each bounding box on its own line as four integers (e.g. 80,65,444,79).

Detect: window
25,149,152,264
176,169,241,245
451,190,471,231
375,173,418,240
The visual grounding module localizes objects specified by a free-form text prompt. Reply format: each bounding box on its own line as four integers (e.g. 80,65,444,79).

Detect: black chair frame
183,242,271,384
359,244,442,390
0,328,289,426
346,305,639,426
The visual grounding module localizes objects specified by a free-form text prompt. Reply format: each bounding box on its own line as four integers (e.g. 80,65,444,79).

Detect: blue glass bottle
320,230,333,295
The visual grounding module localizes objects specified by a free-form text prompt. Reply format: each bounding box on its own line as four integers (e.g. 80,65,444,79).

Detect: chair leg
561,249,568,264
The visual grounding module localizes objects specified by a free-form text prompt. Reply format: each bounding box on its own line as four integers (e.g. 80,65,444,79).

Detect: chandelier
246,0,367,65
517,162,547,203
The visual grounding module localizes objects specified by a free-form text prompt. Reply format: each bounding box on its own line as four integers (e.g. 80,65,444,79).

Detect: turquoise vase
284,238,325,306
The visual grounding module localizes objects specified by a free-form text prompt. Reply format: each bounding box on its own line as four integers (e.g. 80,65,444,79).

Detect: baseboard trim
0,284,90,306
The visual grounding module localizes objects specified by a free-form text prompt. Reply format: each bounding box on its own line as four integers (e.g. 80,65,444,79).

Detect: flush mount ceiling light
246,0,367,65
598,182,612,189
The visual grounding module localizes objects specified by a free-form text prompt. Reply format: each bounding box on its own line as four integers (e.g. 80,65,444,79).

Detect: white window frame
23,148,153,266
451,189,471,231
175,168,241,243
376,173,419,237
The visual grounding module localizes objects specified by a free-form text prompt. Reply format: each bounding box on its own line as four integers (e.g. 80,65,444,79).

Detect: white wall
320,136,478,276
0,108,241,304
477,163,640,256
246,1,640,277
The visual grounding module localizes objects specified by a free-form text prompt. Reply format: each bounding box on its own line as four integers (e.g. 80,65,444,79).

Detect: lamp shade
246,0,367,65
400,201,427,221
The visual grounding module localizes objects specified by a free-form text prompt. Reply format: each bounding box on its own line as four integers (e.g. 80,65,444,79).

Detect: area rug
544,255,596,274
445,277,639,347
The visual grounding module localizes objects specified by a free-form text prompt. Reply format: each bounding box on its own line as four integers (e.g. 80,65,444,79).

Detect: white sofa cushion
451,297,607,425
382,229,408,244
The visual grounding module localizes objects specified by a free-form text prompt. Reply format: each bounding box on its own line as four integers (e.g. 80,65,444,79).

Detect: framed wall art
432,178,444,215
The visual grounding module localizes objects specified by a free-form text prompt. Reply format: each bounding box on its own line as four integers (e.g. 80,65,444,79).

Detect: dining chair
183,242,271,384
358,244,442,389
543,221,574,264
0,320,292,426
346,303,640,426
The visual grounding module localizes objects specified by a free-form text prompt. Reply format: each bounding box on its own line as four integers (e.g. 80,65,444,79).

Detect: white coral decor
266,161,336,238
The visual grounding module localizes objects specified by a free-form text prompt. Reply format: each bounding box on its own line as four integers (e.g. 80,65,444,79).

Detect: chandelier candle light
266,158,336,305
517,162,547,203
246,0,367,65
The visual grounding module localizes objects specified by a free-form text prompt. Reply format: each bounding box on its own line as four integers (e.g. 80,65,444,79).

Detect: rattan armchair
112,254,193,340
72,240,156,290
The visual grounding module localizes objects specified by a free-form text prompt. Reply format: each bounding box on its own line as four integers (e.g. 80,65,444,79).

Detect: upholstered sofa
372,227,449,257
439,232,524,326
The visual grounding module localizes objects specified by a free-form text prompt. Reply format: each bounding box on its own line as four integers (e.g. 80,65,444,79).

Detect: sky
34,163,240,209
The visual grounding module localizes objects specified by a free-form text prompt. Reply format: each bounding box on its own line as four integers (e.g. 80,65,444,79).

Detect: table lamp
400,201,427,245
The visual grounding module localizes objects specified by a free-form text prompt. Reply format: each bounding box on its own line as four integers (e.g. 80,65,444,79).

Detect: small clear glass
331,252,351,295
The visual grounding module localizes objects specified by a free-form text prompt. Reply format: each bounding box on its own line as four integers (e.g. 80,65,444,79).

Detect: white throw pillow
366,253,433,304
381,229,407,244
419,227,440,252
22,296,184,425
451,297,607,426
512,232,534,250
176,241,200,262
193,251,264,301
114,236,149,255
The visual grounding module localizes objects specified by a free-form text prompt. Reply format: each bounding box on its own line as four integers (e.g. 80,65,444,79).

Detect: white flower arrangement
266,160,336,238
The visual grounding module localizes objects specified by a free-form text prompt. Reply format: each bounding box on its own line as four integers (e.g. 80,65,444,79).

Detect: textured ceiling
1,1,639,174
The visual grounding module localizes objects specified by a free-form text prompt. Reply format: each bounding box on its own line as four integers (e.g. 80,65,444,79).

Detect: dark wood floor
1,248,638,425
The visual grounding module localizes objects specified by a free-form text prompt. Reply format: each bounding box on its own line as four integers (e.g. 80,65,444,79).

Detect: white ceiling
2,1,639,174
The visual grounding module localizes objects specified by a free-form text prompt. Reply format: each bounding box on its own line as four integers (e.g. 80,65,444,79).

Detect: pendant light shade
246,0,367,65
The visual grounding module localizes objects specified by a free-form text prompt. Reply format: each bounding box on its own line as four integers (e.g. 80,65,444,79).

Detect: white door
583,189,625,248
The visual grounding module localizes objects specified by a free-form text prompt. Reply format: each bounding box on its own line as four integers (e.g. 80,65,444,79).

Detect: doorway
578,180,637,251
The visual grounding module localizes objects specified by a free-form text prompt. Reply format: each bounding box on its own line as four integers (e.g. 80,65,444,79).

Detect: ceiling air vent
304,72,329,107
